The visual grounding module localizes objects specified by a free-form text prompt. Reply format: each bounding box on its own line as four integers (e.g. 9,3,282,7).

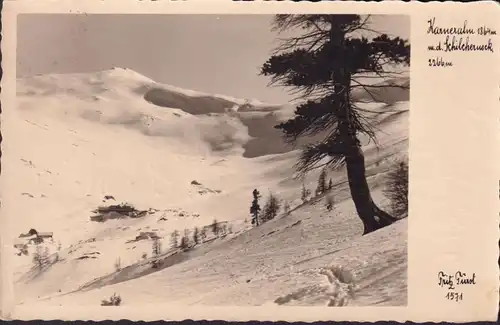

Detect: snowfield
5,67,409,311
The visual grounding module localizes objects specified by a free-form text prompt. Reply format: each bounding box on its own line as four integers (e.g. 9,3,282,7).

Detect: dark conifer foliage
250,189,261,226
261,15,410,234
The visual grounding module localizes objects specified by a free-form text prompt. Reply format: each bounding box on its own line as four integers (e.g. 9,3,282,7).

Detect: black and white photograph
9,13,410,309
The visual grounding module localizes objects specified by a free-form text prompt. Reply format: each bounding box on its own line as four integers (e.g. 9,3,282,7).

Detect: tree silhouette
250,189,262,226
316,168,327,195
170,230,180,248
261,15,410,234
151,237,162,268
211,219,219,235
200,227,207,243
180,229,190,250
301,183,311,203
193,227,200,245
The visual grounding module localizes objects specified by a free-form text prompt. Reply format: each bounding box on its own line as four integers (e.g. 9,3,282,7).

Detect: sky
17,14,410,104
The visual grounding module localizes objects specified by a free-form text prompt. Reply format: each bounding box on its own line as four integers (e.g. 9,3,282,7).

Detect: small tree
193,227,200,245
250,189,261,226
200,227,207,243
283,201,291,215
180,229,190,250
152,237,162,256
179,229,191,250
151,237,162,268
170,230,180,248
328,179,333,191
301,183,311,203
325,195,335,212
32,245,49,270
101,293,122,306
114,257,122,272
316,168,328,195
211,219,219,235
383,160,409,218
262,193,281,222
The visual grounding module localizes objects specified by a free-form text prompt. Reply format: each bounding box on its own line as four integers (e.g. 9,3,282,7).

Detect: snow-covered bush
383,159,409,218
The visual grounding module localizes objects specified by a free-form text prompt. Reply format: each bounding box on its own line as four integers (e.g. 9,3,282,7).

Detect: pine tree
262,192,281,222
180,229,190,250
32,245,49,270
200,227,207,243
261,15,409,235
211,219,219,235
193,227,200,245
170,230,180,248
328,178,333,190
249,189,261,226
183,229,191,247
316,168,327,195
152,237,162,256
301,183,311,203
151,237,162,268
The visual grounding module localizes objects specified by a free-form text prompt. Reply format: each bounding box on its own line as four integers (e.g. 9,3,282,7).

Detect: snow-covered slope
6,67,409,309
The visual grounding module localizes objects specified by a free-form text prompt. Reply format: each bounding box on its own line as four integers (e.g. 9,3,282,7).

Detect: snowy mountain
6,67,409,310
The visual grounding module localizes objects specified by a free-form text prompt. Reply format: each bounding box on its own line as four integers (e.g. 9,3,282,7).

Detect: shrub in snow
325,195,335,212
101,293,122,306
32,245,49,270
383,160,409,218
261,192,281,222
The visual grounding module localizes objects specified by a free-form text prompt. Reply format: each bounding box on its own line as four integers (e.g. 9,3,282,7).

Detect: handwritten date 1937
438,271,476,290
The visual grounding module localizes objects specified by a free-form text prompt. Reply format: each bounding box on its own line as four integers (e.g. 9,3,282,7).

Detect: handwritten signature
438,271,476,290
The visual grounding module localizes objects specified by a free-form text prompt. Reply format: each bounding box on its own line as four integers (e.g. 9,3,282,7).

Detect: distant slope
9,68,409,309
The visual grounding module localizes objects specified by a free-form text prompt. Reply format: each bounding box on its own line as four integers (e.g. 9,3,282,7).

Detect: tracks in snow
273,265,356,307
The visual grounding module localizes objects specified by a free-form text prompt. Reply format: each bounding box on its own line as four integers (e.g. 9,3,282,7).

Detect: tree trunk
344,145,395,235
326,21,395,235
